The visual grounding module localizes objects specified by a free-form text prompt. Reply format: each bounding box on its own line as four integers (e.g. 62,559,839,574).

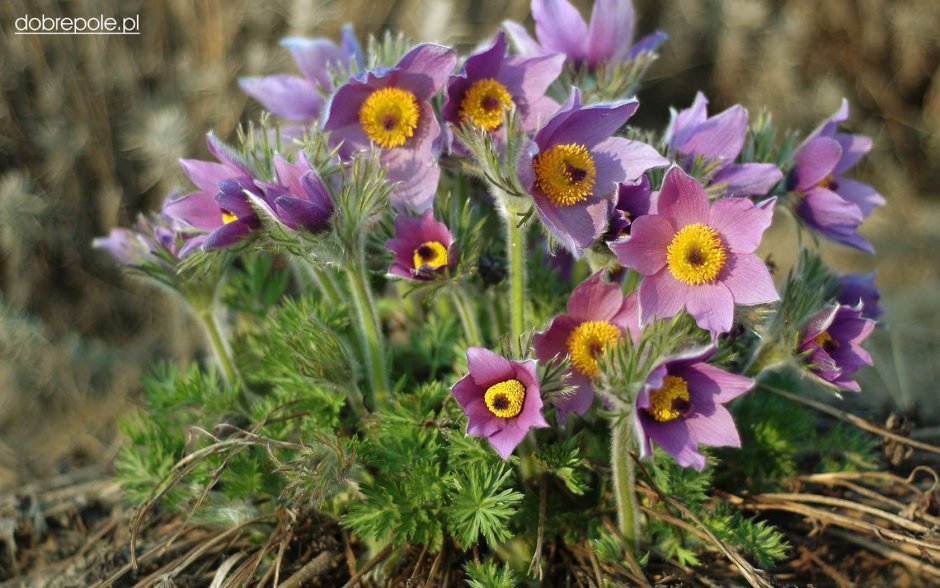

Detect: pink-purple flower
611,166,778,336
533,271,640,424
258,153,334,233
799,304,875,392
323,43,457,213
519,89,669,253
451,347,549,459
787,99,884,252
667,92,782,197
605,176,655,241
634,347,753,470
504,0,666,70
385,210,454,281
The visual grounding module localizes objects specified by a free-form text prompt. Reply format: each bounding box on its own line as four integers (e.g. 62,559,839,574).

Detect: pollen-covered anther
484,379,526,418
814,330,837,351
221,209,238,224
359,87,420,148
666,223,727,285
565,320,621,378
647,375,690,423
459,78,514,131
532,143,597,207
412,241,449,270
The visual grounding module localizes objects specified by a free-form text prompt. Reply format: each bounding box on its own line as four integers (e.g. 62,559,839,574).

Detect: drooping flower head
634,347,754,470
604,176,654,241
94,202,196,270
323,43,457,213
836,271,883,321
534,271,640,424
787,100,884,252
611,167,778,336
443,31,564,140
666,92,782,197
799,304,875,392
385,210,454,281
259,153,334,233
519,89,669,253
451,347,549,459
239,25,363,123
504,0,666,70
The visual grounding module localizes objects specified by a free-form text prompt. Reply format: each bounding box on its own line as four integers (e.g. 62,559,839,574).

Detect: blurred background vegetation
1,0,938,487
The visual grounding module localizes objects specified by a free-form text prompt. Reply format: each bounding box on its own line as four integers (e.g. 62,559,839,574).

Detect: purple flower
323,43,457,213
239,25,363,123
634,347,753,470
836,272,882,321
799,304,875,392
452,347,549,459
385,210,454,281
605,176,655,240
94,227,152,266
443,31,564,140
94,204,195,269
611,167,778,336
534,271,640,424
788,100,884,253
667,92,783,197
259,153,334,232
504,0,666,70
518,89,669,253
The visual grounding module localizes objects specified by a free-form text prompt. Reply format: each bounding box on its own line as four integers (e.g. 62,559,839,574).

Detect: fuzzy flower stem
311,266,343,307
346,262,390,410
501,199,527,341
611,417,641,553
195,306,239,386
450,289,482,347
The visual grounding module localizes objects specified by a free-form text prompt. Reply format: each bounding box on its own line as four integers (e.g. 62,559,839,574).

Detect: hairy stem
612,417,641,553
450,288,482,347
504,205,527,341
346,263,390,410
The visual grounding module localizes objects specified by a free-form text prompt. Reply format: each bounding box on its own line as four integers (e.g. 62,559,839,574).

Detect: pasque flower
836,272,882,321
323,43,457,213
534,271,641,424
443,31,564,140
519,89,669,253
604,176,654,240
799,304,875,392
504,0,666,70
451,347,549,459
259,153,334,232
239,25,362,123
787,100,884,252
611,166,777,336
667,92,782,197
385,210,454,281
634,347,754,470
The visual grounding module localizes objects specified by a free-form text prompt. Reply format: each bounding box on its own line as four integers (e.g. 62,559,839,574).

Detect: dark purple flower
787,100,884,253
836,272,882,321
259,153,334,232
611,167,778,336
634,347,753,470
239,25,363,123
799,304,875,392
534,271,640,424
667,92,783,197
504,0,666,70
443,31,564,140
385,210,454,281
604,176,655,240
323,43,457,213
518,89,669,253
452,347,549,459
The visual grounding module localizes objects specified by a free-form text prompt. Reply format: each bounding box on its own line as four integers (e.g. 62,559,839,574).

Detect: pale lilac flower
634,347,753,470
799,304,875,392
611,166,778,336
451,347,549,459
534,271,640,424
385,210,454,281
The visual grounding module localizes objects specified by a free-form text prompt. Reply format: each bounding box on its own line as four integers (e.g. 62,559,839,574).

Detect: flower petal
833,132,872,174
532,0,589,62
502,20,548,57
721,253,778,305
393,43,457,101
681,363,754,404
677,104,747,162
791,137,842,192
657,166,710,227
610,214,674,275
467,347,515,389
711,163,783,197
280,37,343,89
835,176,884,219
593,137,670,189
586,0,635,65
488,423,529,459
534,314,578,362
686,404,741,448
536,95,639,149
685,281,734,335
638,271,687,324
239,75,322,122
708,196,775,254
640,415,706,470
567,271,623,322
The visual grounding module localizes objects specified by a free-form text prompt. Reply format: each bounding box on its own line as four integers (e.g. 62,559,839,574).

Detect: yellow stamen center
815,174,835,190
484,379,526,418
565,320,621,378
459,78,514,131
813,330,837,351
221,209,238,224
666,223,727,285
532,143,597,207
358,87,420,148
647,375,690,423
412,241,449,270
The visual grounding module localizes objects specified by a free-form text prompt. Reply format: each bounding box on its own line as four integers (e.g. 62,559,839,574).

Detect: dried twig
341,543,394,588
277,552,337,588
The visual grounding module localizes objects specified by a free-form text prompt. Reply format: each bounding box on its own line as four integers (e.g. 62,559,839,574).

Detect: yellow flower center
815,174,835,190
813,330,838,352
565,320,621,378
647,375,691,423
358,87,420,148
484,379,526,418
412,241,449,270
666,223,727,285
532,143,597,207
459,78,514,131
221,209,238,224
